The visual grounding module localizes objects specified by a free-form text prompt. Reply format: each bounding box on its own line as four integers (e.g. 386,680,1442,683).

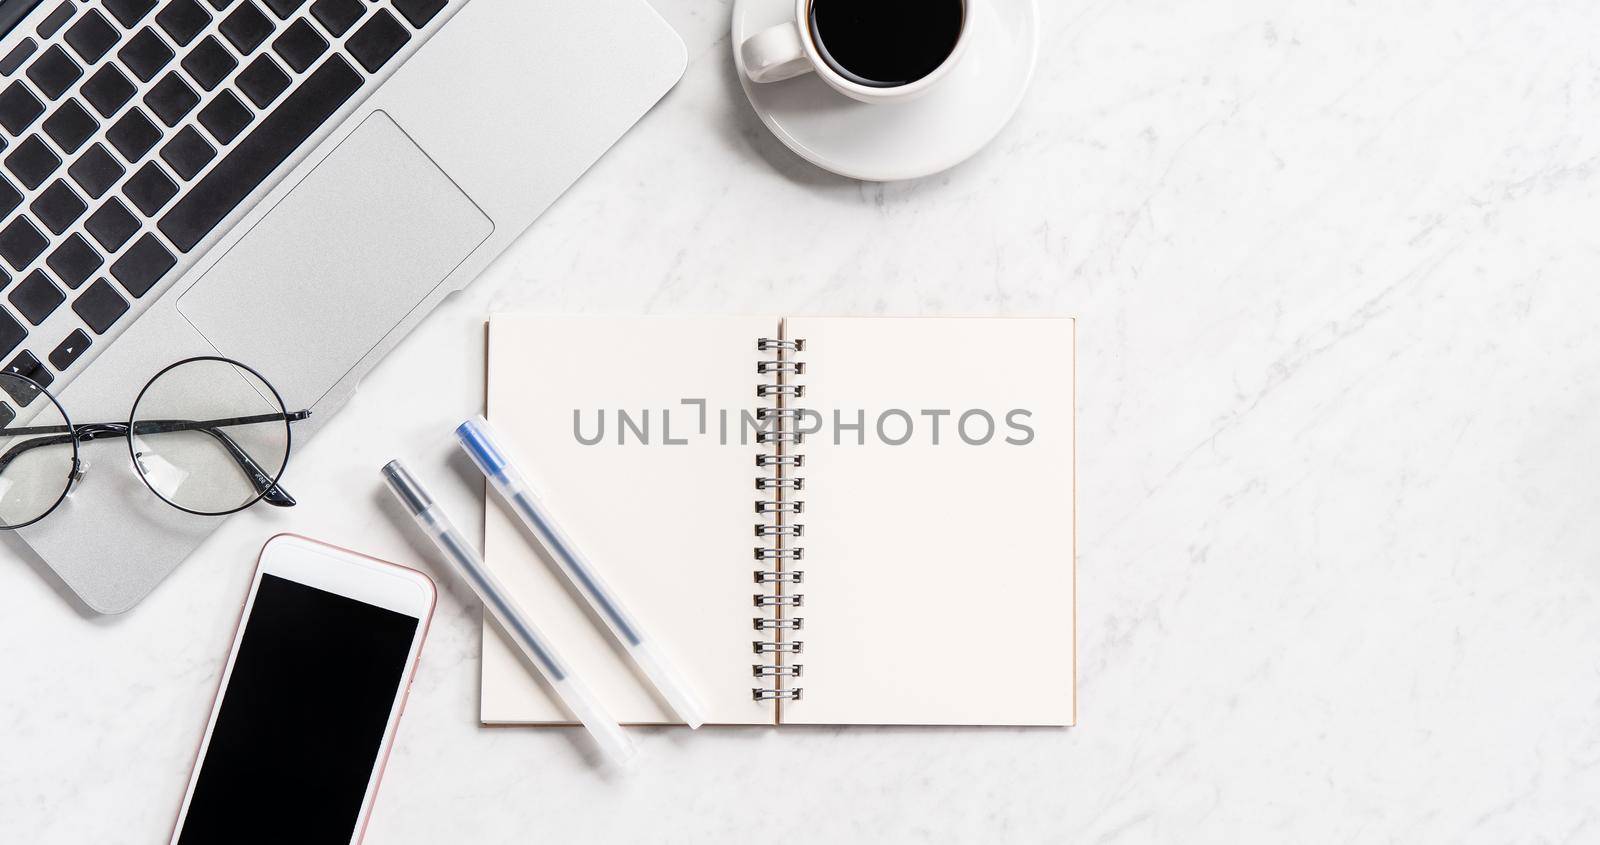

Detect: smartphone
170,534,436,845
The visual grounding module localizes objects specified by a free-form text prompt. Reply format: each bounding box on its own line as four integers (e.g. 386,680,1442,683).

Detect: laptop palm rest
177,111,492,410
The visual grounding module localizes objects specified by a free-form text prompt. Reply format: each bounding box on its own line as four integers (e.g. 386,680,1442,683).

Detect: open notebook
481,316,1075,726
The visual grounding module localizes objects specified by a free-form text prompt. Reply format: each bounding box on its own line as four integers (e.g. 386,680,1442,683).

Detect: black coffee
808,0,965,88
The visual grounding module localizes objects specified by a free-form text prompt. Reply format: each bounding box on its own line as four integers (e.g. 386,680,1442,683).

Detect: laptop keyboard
0,0,450,402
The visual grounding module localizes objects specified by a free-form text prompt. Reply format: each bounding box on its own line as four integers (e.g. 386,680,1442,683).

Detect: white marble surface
4,1,1599,841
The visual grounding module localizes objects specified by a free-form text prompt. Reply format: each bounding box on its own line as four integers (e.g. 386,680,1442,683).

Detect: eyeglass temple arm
186,425,296,507
0,410,310,506
0,432,75,479
126,410,311,436
130,411,311,507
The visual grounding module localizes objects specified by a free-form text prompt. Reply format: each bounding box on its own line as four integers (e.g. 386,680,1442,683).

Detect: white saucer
731,0,1039,181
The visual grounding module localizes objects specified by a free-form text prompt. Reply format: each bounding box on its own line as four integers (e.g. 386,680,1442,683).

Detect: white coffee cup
740,0,973,104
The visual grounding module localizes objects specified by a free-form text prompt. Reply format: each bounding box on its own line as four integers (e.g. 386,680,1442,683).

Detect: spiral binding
753,335,804,703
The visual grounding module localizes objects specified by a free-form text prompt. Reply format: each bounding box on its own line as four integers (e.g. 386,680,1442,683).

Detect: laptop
0,0,685,612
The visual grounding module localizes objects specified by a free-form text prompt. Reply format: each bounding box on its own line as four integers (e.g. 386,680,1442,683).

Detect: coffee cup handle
741,22,814,83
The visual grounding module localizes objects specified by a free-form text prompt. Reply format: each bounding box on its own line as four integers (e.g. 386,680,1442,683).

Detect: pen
456,416,708,729
380,459,636,767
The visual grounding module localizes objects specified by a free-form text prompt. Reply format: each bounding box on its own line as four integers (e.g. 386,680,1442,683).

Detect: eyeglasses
0,356,310,529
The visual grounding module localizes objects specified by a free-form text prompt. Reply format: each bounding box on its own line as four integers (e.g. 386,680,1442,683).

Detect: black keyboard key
81,64,137,118
106,108,162,161
156,0,212,46
144,72,199,126
159,126,214,180
161,55,360,252
272,18,326,73
69,144,126,199
0,81,45,135
0,39,37,76
347,9,408,73
36,2,75,39
110,233,174,296
124,161,178,213
48,328,90,370
85,198,139,250
72,278,128,334
197,89,250,144
220,2,273,53
105,0,160,27
65,10,119,64
119,27,174,82
4,386,30,417
3,375,45,411
0,309,22,358
392,0,445,29
27,45,82,101
261,0,306,19
46,234,101,288
5,136,60,189
0,177,19,217
42,99,97,154
182,35,237,91
0,217,48,270
4,350,53,392
206,0,236,9
2,353,51,405
9,269,64,325
31,180,87,234
310,0,362,37
236,54,288,107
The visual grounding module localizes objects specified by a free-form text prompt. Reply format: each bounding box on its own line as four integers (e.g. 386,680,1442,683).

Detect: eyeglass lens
130,359,293,516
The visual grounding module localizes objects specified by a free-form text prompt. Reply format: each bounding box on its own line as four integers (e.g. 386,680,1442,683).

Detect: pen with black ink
381,459,636,766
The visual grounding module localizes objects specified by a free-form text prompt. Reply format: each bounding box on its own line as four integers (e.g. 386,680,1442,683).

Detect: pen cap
556,677,638,768
380,460,433,516
632,639,707,729
456,416,511,483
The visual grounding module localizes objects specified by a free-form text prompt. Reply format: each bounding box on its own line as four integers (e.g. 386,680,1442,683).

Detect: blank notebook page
481,315,774,725
782,317,1075,726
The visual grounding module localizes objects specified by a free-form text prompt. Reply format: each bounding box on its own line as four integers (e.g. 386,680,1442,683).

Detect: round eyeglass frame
0,355,302,529
127,356,299,518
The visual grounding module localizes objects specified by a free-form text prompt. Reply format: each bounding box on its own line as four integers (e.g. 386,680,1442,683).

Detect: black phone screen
177,574,419,845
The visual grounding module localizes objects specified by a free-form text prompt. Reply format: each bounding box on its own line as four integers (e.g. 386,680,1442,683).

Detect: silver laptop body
0,0,684,611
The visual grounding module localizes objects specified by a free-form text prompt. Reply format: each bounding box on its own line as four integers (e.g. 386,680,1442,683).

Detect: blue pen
457,416,707,729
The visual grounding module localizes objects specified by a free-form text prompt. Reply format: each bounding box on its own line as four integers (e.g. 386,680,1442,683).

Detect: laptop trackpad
177,111,492,407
